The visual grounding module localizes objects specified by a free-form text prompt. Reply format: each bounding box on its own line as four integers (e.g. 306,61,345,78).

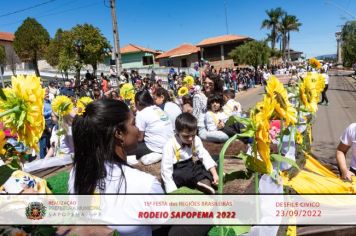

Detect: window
142,56,154,65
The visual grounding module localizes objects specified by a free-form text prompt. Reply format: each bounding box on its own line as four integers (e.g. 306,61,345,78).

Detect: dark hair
155,87,171,103
182,94,193,106
72,99,130,194
135,90,154,107
203,73,224,93
207,93,224,111
175,113,197,132
223,89,235,99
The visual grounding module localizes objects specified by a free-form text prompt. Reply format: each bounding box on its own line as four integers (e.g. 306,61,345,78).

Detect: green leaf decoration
0,88,7,101
208,225,251,236
270,154,300,169
235,130,255,138
226,116,252,128
0,165,16,186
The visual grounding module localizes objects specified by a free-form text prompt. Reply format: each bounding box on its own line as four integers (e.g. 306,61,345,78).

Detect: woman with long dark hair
68,99,163,235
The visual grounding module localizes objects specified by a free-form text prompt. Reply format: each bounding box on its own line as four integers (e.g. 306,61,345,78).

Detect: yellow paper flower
266,76,297,126
183,76,195,87
76,96,93,116
296,131,303,145
0,75,45,151
315,74,326,96
120,83,135,101
178,86,189,97
0,130,6,155
308,58,321,69
299,76,318,113
52,95,74,117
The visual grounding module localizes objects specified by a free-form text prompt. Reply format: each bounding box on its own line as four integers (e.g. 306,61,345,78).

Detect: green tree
229,41,271,69
341,21,356,67
71,24,110,76
0,45,5,65
278,14,302,61
13,17,50,77
45,28,64,67
261,7,285,50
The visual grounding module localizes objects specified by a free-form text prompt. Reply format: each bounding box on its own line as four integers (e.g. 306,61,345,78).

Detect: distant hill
316,54,337,60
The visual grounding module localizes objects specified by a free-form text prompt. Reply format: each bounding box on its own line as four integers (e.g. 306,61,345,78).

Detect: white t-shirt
204,111,228,131
163,102,182,130
340,123,356,169
223,99,242,117
322,73,329,85
161,135,217,193
136,105,174,153
50,125,74,155
68,163,164,236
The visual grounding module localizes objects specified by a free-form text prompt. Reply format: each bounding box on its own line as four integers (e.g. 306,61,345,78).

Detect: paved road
312,70,356,163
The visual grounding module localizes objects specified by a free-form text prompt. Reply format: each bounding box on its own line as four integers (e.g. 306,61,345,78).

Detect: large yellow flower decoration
266,76,297,126
0,75,45,151
178,86,189,97
315,74,326,96
120,83,135,101
299,76,318,113
250,96,274,174
308,58,321,69
76,96,93,116
183,76,195,87
52,95,74,117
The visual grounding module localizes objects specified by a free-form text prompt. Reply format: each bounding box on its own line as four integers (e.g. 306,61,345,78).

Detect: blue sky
0,0,355,57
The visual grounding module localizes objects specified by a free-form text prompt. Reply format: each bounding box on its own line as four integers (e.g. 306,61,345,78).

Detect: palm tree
279,14,302,61
261,7,285,50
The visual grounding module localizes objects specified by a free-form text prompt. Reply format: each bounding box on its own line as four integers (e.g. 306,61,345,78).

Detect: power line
0,0,57,18
0,1,102,27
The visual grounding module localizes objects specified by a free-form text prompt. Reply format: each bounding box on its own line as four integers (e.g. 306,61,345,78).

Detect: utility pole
224,0,229,34
110,0,122,78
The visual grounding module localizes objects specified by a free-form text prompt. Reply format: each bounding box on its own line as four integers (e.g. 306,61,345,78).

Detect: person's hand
217,120,224,130
212,173,219,186
341,170,355,181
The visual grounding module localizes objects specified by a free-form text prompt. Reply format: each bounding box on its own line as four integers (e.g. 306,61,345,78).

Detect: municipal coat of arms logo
25,202,46,220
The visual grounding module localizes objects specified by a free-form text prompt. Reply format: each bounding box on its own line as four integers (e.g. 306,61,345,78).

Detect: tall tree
261,7,285,50
229,41,271,69
341,21,356,67
279,14,302,61
45,28,64,67
70,24,110,76
13,18,50,77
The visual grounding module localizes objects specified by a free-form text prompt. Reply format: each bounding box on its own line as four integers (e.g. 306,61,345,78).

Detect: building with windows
120,44,161,69
156,43,200,67
196,34,252,68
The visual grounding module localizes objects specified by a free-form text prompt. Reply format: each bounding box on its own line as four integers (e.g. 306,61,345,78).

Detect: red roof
196,34,250,47
0,32,15,42
120,44,157,54
156,44,200,59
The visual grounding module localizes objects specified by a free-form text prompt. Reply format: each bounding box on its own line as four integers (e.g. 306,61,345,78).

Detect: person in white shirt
161,113,218,194
318,68,329,106
203,94,229,142
44,111,74,158
131,90,174,159
67,99,164,236
336,123,356,181
222,89,242,117
153,87,182,131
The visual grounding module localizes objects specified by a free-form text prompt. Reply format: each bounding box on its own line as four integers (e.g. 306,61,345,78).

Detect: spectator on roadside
60,80,75,97
85,70,92,81
336,123,356,181
48,82,59,101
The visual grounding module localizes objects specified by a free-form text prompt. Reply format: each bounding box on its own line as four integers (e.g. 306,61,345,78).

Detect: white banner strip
1,195,356,225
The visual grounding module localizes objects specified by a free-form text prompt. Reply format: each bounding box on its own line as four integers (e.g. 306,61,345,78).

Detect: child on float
222,89,242,117
161,113,218,194
203,93,229,142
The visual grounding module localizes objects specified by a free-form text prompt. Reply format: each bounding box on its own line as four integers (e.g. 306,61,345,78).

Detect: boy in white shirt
161,113,218,194
222,89,242,117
